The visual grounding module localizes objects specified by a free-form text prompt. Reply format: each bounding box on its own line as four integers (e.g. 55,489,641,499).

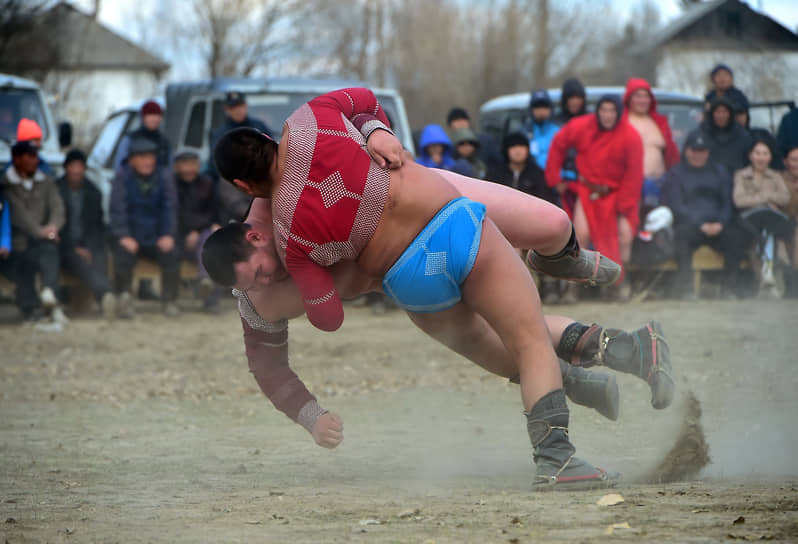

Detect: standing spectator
704,64,749,113
56,150,113,316
451,127,487,179
733,140,792,296
445,107,502,170
661,131,749,299
780,146,798,278
0,141,65,321
623,78,680,212
734,104,783,170
698,96,753,176
776,107,798,156
526,89,559,170
174,147,222,313
1,119,54,176
208,92,272,181
114,101,171,170
553,78,587,126
486,132,560,303
545,94,644,301
110,138,180,318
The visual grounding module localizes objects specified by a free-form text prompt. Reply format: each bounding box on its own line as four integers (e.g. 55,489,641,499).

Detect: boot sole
533,469,621,492
600,374,620,421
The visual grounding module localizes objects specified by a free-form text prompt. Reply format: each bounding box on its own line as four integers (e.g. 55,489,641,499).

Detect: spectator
698,96,753,176
553,78,587,126
734,104,783,170
733,140,792,296
174,147,222,313
623,78,680,212
110,137,180,318
486,132,561,303
526,89,559,170
1,119,54,176
0,141,65,321
704,64,749,113
776,107,798,155
661,131,749,299
416,124,458,170
445,107,502,170
451,127,487,179
208,92,272,181
0,186,11,281
115,101,171,170
56,150,113,315
780,146,798,275
545,94,643,301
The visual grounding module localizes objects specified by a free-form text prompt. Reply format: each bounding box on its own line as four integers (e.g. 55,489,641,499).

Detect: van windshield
0,88,48,145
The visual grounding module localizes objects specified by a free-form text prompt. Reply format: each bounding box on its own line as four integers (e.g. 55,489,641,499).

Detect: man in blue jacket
109,137,180,318
526,89,560,170
0,186,11,281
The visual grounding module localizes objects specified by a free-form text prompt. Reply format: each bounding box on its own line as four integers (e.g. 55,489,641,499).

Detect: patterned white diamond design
307,171,362,209
425,251,447,276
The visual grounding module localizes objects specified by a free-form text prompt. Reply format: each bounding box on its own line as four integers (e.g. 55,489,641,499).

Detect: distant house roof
0,2,169,74
631,0,798,56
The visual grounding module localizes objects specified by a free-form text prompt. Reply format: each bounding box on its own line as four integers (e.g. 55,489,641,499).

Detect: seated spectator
57,150,113,316
446,107,501,170
1,119,54,176
733,140,792,297
661,131,749,299
734,104,783,170
486,132,561,303
780,146,798,279
777,107,798,156
174,147,222,313
0,141,65,321
699,96,753,176
451,127,487,179
114,101,171,170
546,94,643,302
526,89,559,170
623,78,680,213
110,137,180,318
704,64,749,113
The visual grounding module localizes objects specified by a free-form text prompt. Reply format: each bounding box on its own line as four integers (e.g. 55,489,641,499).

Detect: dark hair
201,222,256,287
749,138,774,156
63,149,87,167
446,107,470,125
213,127,276,187
784,144,798,159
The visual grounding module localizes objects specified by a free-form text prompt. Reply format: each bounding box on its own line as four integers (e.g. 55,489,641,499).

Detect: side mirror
58,122,73,148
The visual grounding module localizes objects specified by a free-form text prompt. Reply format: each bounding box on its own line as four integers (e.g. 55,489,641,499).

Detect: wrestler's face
232,230,288,290
629,89,651,115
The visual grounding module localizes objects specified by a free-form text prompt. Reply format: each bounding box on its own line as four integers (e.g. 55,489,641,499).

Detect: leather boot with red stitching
526,227,622,286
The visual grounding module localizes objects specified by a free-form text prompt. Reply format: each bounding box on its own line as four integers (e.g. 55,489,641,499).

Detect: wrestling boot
511,361,619,421
527,389,619,491
564,321,674,410
560,359,619,421
526,227,621,286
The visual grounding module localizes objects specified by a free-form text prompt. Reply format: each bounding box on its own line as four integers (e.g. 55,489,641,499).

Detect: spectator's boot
527,389,619,491
100,292,116,320
526,227,621,286
117,292,135,320
560,321,674,409
559,360,619,421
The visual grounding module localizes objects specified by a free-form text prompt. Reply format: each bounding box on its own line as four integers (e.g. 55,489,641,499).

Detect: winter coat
0,193,10,252
176,173,219,238
1,156,53,177
416,124,457,170
661,159,734,228
110,165,177,246
56,176,106,252
698,96,753,176
525,119,559,170
780,170,798,219
485,158,557,205
732,166,791,210
115,127,172,170
545,99,644,269
622,78,680,170
705,86,749,112
553,78,587,126
0,166,64,252
777,108,798,155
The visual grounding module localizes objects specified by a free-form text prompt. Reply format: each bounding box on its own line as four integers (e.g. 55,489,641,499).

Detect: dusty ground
1,296,797,543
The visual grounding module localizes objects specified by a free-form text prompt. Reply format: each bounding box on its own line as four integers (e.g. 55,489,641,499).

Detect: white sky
72,0,798,75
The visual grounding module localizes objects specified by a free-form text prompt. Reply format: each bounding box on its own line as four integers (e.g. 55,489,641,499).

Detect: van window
88,111,132,169
0,88,48,144
184,102,206,148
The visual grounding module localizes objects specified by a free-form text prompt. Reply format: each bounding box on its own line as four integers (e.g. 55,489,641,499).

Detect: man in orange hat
1,119,54,176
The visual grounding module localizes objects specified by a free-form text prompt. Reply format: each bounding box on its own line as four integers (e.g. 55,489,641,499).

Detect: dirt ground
1,295,797,543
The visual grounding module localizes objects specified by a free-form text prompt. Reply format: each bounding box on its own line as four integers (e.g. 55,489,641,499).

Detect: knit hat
63,149,87,166
684,130,709,151
17,118,43,141
225,91,246,107
710,64,733,79
503,132,529,151
529,89,553,109
446,107,470,125
141,100,163,116
174,146,201,161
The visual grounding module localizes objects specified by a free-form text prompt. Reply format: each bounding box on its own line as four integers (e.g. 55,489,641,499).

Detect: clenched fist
311,412,343,449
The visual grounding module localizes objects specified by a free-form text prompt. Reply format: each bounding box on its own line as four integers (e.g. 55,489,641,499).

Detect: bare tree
0,0,49,65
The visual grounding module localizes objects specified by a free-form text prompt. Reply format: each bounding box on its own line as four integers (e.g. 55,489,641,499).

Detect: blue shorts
382,197,486,313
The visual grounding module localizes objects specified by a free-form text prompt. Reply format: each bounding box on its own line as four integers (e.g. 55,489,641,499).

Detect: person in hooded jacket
446,107,502,171
704,64,749,114
114,101,172,170
415,124,472,176
451,127,487,179
698,96,753,176
623,78,679,213
552,78,588,212
526,89,559,171
545,94,644,301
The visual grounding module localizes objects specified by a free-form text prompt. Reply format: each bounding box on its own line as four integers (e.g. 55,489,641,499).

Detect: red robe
622,78,680,170
545,113,644,272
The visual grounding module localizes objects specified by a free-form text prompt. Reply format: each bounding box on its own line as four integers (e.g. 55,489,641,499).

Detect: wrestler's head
202,222,287,289
214,127,278,198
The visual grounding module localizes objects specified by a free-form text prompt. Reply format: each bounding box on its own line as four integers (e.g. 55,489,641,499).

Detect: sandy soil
1,297,797,543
